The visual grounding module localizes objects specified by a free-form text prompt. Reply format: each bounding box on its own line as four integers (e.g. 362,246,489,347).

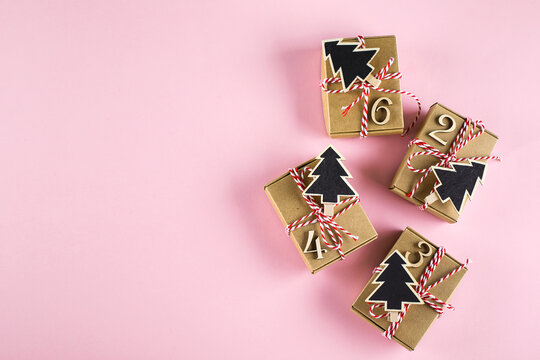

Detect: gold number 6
371,97,393,125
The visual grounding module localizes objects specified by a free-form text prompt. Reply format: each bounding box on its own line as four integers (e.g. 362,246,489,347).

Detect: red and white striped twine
406,117,501,210
320,35,421,138
286,167,359,259
368,247,470,339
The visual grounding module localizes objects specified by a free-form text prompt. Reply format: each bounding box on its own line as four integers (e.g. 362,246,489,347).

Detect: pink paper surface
0,1,537,359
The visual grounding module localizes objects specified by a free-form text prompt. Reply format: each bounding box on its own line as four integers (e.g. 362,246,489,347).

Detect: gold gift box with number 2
321,35,404,137
389,103,499,223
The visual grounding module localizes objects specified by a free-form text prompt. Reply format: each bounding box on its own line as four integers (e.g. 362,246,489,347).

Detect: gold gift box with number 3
352,227,468,350
321,35,405,137
389,103,499,223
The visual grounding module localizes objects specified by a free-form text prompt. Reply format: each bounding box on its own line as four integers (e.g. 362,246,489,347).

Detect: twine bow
320,35,421,138
406,117,501,210
286,167,359,259
369,247,469,339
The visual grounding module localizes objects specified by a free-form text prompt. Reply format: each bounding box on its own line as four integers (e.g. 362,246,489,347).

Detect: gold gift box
321,35,404,137
264,158,377,273
389,103,499,222
352,227,468,350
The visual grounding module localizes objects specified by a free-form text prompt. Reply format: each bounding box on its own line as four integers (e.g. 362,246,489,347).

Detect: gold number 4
404,241,433,267
303,230,327,260
371,97,393,125
428,115,456,146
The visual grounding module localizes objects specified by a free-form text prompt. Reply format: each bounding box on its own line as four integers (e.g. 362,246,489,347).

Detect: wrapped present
389,103,501,222
352,227,469,350
264,145,378,273
320,35,421,138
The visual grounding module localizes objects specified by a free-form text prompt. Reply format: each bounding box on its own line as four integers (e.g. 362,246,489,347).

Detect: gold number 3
404,241,433,267
371,97,393,125
428,115,456,146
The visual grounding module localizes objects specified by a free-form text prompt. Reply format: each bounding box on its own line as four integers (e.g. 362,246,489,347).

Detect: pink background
0,1,538,359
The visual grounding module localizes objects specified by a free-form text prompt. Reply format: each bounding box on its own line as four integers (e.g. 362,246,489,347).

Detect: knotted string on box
320,35,421,138
369,247,469,339
406,117,501,210
286,167,359,259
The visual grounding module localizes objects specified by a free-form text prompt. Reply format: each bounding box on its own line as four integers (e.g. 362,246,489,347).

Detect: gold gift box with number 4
321,35,404,137
389,103,499,223
264,157,378,274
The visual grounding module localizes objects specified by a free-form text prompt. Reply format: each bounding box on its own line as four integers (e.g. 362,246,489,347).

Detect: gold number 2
371,97,393,125
428,115,456,146
404,241,433,267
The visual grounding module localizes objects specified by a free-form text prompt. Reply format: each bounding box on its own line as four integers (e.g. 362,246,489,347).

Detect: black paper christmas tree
432,160,486,213
366,250,423,313
304,145,357,205
323,39,379,90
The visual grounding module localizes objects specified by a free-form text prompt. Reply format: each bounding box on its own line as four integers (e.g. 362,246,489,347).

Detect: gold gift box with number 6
389,103,499,223
321,35,404,137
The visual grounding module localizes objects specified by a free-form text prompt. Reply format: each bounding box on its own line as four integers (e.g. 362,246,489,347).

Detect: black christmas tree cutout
425,160,487,214
323,38,380,91
303,145,357,216
366,250,423,322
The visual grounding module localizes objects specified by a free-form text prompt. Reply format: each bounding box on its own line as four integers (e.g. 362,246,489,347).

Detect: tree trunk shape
387,311,400,323
323,203,334,216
